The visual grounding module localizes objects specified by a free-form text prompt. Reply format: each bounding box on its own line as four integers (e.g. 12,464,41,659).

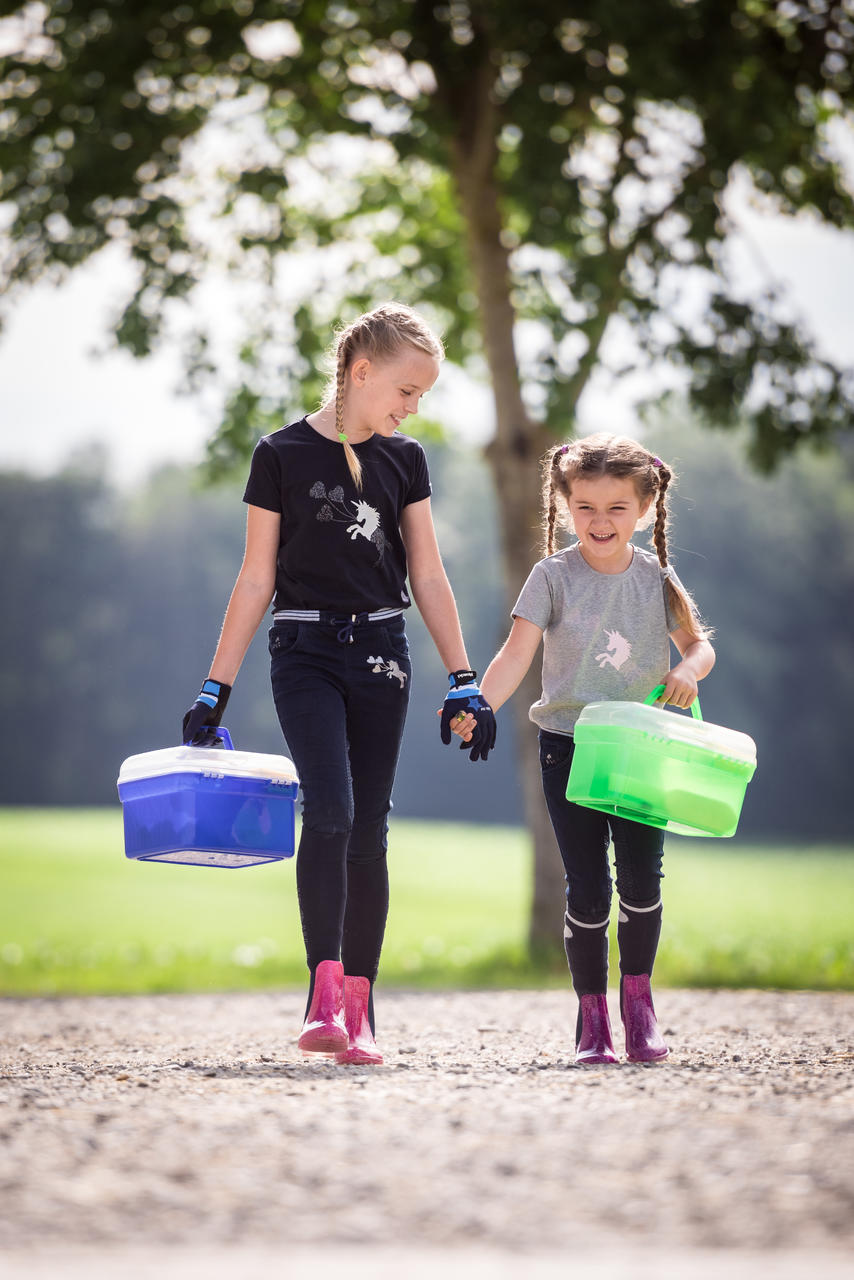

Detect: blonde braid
322,302,443,493
334,337,363,492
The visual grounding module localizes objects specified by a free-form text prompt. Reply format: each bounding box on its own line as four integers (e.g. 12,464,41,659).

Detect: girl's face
349,348,440,438
567,474,651,574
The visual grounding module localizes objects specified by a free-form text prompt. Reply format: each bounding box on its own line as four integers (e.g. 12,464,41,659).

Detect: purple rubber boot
621,973,669,1062
575,993,619,1066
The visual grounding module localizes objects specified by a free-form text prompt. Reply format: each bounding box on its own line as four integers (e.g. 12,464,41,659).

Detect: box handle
189,726,235,750
644,686,703,722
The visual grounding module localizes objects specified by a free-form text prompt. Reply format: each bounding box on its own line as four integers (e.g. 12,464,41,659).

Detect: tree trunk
449,62,565,962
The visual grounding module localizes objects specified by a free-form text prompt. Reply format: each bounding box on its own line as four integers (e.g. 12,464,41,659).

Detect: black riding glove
439,670,497,762
182,678,231,746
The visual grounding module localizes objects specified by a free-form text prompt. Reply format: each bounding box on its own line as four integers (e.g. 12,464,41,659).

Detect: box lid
575,700,757,767
117,743,299,787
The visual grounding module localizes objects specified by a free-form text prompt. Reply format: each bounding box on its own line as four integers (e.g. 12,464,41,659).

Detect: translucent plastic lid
117,743,299,786
575,700,757,766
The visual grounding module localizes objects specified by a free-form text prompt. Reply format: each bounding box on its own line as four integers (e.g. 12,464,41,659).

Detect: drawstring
336,614,357,644
272,609,400,644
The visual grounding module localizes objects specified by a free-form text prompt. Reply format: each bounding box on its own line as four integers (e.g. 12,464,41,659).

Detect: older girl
183,303,494,1065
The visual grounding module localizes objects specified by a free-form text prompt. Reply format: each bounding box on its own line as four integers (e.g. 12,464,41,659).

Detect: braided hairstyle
324,303,444,491
541,433,710,640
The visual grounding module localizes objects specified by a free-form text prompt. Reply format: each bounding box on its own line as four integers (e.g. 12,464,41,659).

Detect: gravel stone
1,987,852,1278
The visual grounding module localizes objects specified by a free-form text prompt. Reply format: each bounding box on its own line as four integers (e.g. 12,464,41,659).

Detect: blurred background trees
3,413,853,838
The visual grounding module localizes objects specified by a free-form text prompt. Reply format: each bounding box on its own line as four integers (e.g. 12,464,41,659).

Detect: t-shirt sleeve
405,440,432,506
512,561,553,630
242,437,282,513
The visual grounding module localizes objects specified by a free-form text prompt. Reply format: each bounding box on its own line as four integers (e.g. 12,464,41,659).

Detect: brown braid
651,462,672,568
541,433,711,640
541,445,564,556
647,459,702,636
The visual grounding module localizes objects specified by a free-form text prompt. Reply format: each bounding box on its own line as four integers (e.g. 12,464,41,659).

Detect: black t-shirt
242,417,432,614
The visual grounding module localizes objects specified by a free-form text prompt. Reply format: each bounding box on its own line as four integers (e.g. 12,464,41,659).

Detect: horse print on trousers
368,656,408,688
310,482,388,564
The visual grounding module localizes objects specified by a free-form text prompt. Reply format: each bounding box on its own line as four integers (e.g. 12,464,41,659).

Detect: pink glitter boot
298,960,348,1054
334,976,383,1066
622,973,669,1062
575,993,619,1066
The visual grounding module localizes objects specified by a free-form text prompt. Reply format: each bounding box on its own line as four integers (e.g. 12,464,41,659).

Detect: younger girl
182,303,494,1065
453,434,715,1065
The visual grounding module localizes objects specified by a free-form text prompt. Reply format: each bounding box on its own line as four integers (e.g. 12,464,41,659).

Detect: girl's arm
399,498,470,672
207,504,281,685
449,616,543,740
481,617,544,711
662,627,716,709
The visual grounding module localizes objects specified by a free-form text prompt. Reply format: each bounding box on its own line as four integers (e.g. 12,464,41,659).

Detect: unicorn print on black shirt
309,481,388,565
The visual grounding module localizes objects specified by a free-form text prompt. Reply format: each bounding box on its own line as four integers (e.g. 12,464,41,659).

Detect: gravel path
1,987,853,1278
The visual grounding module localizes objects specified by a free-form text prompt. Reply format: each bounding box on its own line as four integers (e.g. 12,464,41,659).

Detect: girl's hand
183,678,231,744
660,663,699,709
438,671,497,761
665,631,715,709
436,707,476,742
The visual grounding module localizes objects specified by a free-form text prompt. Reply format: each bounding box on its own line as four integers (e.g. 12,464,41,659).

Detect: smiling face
567,474,651,573
348,347,441,439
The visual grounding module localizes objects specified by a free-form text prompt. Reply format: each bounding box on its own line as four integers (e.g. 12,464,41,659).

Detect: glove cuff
448,669,477,689
198,678,231,709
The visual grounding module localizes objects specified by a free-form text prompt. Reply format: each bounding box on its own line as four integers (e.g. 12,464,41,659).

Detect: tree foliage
3,0,854,470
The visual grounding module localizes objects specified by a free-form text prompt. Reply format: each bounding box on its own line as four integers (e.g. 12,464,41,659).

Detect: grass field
1,808,852,995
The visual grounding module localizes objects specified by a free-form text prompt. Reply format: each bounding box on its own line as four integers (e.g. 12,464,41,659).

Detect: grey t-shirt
512,543,685,734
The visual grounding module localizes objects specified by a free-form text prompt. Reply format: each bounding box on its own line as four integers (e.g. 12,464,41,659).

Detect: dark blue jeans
539,729,664,923
269,615,411,983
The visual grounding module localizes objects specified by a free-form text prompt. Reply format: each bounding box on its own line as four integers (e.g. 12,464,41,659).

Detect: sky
1,190,853,488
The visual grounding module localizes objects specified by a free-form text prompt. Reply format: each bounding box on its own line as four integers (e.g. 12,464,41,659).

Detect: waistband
272,606,404,645
273,607,404,624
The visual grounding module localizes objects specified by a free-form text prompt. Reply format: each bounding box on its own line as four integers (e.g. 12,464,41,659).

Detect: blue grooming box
117,728,299,868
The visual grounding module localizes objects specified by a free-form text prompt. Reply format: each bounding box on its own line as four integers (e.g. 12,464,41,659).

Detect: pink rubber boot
575,993,619,1066
298,960,348,1053
622,973,669,1062
335,976,383,1066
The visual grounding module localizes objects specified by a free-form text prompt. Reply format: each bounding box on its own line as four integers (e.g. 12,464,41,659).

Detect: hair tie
559,444,569,455
338,431,348,444
652,456,663,469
